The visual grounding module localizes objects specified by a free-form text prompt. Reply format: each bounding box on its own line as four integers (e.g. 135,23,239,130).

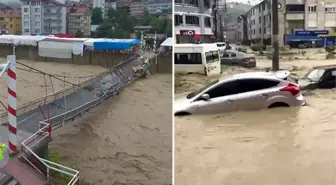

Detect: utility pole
272,0,279,71
213,0,218,42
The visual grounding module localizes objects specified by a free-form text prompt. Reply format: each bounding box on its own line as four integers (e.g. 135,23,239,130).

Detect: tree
135,31,142,39
91,7,103,25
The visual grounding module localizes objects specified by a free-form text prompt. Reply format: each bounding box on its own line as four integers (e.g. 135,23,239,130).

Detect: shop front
176,29,215,44
284,30,329,48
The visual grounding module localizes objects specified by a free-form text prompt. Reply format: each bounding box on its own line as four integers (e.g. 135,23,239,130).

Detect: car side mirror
201,94,210,100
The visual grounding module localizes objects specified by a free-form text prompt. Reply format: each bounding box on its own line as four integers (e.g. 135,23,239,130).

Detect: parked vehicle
298,65,336,90
221,51,256,68
174,44,222,76
216,42,226,53
174,71,306,115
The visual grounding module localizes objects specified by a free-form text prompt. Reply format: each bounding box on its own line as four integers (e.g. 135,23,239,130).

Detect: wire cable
16,67,98,79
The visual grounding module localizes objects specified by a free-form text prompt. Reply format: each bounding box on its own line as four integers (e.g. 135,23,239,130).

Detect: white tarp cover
38,38,88,58
0,35,51,46
160,37,172,47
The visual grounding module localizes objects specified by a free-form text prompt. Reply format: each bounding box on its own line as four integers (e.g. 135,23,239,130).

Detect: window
222,52,230,58
10,24,12,28
206,80,239,98
204,17,211,27
259,28,261,34
185,0,198,7
35,22,40,26
35,29,40,33
308,5,317,12
258,16,261,24
174,53,202,64
174,0,182,3
24,29,29,33
185,16,199,25
35,8,40,12
325,7,336,12
35,15,40,19
263,15,266,24
24,22,29,26
24,8,28,12
175,15,183,25
204,0,210,8
10,18,12,21
187,80,219,99
205,51,219,63
237,79,280,93
24,15,29,19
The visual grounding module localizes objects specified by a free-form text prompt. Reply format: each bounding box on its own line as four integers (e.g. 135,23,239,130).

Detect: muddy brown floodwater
175,59,336,185
50,74,172,185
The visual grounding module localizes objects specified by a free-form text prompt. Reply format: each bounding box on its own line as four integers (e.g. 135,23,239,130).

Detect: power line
16,67,99,79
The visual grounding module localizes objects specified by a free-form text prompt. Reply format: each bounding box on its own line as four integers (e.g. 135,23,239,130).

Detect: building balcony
286,12,304,20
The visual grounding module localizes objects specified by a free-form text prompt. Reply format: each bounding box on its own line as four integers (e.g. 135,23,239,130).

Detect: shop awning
318,33,336,37
285,34,324,42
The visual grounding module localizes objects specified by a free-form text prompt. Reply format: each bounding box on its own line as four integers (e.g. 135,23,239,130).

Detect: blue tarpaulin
92,39,141,50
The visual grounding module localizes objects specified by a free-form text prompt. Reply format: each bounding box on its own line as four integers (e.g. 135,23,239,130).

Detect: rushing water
50,75,172,185
175,62,336,185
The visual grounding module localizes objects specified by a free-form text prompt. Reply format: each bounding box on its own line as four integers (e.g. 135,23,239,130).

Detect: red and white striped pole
7,55,17,154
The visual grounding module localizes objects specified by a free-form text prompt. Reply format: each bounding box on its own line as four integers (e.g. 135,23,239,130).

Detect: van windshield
205,51,219,64
186,79,219,99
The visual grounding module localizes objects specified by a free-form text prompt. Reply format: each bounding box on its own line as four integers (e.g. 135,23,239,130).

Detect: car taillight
280,83,300,96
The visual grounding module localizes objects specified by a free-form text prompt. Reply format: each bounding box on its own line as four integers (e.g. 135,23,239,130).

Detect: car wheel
175,112,191,116
268,102,290,108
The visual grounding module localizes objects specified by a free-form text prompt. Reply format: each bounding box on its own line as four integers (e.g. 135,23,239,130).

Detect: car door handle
260,94,268,97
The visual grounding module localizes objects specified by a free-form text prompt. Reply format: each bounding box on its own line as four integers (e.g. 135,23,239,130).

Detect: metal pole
272,0,279,71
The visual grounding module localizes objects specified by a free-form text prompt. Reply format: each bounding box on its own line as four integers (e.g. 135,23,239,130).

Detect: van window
174,53,202,64
205,51,219,63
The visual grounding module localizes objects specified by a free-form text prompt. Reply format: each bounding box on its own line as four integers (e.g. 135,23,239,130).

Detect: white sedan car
174,71,306,115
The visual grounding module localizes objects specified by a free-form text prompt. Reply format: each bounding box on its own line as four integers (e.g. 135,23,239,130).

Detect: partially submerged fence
18,55,146,184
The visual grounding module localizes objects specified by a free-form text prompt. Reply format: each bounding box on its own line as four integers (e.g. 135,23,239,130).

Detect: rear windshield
205,51,219,63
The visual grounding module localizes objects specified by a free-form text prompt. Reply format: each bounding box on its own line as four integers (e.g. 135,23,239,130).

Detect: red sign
180,30,195,36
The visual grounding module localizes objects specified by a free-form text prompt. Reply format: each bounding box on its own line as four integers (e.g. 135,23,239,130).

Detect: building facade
147,0,172,14
174,0,215,43
0,9,21,34
68,6,91,36
21,0,67,35
243,0,336,46
129,0,147,18
236,14,248,44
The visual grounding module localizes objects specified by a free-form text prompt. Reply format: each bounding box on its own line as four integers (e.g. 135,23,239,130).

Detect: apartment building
236,14,248,44
116,0,132,12
21,0,67,35
174,0,215,43
243,0,336,46
147,0,172,14
68,6,91,36
0,9,21,34
129,0,147,18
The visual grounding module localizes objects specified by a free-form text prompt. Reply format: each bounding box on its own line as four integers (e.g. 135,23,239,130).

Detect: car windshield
305,69,325,82
186,79,219,99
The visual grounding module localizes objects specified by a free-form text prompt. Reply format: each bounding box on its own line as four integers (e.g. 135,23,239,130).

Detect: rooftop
0,9,20,18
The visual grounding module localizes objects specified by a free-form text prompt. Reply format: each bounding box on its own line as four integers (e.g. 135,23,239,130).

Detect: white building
21,0,67,35
93,0,106,16
174,0,215,43
147,0,172,14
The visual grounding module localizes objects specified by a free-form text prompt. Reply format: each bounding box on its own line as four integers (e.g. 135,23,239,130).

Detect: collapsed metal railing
19,55,146,185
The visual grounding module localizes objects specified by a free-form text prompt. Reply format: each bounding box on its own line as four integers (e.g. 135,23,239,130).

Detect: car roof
219,71,290,81
313,64,336,70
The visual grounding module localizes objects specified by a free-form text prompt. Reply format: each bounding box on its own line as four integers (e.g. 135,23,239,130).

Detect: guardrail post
47,167,49,179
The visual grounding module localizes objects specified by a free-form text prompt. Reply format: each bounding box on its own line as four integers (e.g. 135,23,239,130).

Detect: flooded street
50,74,172,185
175,59,336,185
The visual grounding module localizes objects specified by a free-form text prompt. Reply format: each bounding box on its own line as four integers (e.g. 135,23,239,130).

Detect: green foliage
91,7,103,25
44,150,94,185
325,46,336,53
75,30,84,38
96,8,172,38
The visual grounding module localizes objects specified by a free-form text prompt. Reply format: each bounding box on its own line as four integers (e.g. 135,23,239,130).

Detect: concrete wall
0,45,135,68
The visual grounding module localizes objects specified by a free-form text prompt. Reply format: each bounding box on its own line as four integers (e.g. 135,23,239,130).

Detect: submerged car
298,65,336,90
221,51,256,68
174,71,306,115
